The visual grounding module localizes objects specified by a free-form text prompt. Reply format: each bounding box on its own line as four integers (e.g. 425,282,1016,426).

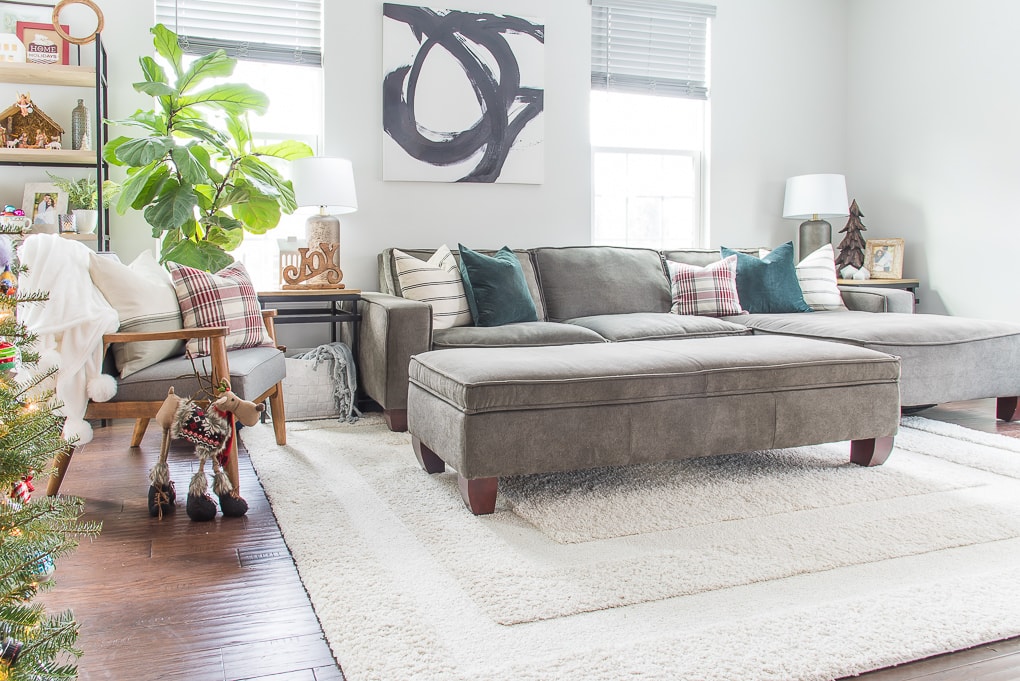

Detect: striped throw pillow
169,261,273,357
796,244,846,311
393,246,472,329
666,254,744,317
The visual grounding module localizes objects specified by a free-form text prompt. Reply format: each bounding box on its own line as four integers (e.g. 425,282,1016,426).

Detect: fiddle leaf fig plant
104,24,313,272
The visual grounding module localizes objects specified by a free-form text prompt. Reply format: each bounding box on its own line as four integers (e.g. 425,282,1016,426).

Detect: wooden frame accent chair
48,309,287,496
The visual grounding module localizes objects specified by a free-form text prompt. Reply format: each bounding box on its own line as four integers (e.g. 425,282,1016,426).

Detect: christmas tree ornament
0,341,17,371
10,473,32,503
0,637,22,665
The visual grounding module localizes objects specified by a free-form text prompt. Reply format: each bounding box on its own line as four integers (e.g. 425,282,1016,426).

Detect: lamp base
798,219,832,262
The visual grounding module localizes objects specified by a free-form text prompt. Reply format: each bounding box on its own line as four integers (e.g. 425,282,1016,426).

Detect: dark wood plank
34,419,346,681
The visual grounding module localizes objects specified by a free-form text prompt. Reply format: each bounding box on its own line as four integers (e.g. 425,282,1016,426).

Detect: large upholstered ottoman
407,336,901,514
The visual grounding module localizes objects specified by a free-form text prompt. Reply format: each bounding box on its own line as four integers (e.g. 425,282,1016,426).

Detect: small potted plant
45,172,115,234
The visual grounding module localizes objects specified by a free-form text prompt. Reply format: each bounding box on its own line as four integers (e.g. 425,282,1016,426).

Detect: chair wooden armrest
102,326,229,344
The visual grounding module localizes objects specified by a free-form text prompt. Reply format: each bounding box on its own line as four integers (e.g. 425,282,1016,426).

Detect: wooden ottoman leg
412,436,445,474
997,396,1020,422
850,436,895,467
458,474,498,515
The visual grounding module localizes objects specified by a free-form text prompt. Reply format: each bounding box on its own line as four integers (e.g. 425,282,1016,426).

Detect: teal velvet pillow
457,245,539,327
720,242,812,314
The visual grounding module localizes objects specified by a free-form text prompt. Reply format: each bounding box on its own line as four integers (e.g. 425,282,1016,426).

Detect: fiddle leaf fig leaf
253,140,314,161
133,80,177,97
171,145,210,185
162,237,233,272
178,49,235,94
115,136,174,167
234,196,281,234
151,24,183,78
143,181,197,231
177,84,269,116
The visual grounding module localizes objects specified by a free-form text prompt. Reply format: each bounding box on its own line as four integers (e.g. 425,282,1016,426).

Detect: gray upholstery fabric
730,311,1020,406
357,292,433,411
565,312,750,342
433,321,605,349
407,336,900,479
533,246,671,321
408,336,899,414
378,247,546,321
839,287,915,314
114,346,285,403
662,247,760,267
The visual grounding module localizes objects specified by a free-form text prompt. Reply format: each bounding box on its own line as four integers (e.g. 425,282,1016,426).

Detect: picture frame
0,1,54,34
865,238,905,279
16,20,69,65
22,181,67,232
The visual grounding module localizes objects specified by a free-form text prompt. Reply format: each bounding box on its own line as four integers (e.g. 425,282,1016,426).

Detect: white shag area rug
241,415,1020,681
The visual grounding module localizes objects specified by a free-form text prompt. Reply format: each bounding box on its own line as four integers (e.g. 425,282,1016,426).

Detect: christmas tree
835,199,868,271
0,228,100,680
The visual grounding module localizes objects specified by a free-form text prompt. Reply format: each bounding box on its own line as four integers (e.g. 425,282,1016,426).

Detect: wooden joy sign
282,243,345,289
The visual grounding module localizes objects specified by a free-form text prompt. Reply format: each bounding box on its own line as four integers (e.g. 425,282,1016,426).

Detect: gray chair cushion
533,246,671,321
565,312,751,342
727,311,1020,406
432,321,605,349
113,346,285,403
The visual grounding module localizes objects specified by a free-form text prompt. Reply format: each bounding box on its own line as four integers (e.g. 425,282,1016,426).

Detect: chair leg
47,447,75,496
268,383,286,446
130,418,150,447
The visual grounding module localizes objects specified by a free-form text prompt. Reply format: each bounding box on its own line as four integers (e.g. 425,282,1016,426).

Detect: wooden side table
836,278,920,304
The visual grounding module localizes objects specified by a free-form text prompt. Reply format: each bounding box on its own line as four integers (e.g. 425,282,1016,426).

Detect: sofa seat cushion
112,346,285,403
432,321,605,349
726,311,1020,406
565,312,750,342
409,336,900,415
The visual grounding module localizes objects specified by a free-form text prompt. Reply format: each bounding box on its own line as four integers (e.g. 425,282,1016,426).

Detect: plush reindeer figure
148,387,264,521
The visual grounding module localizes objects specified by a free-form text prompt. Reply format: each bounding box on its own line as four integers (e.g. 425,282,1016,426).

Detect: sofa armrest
357,292,433,415
839,287,915,314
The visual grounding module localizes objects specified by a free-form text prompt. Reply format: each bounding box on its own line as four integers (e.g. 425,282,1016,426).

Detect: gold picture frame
865,238,905,279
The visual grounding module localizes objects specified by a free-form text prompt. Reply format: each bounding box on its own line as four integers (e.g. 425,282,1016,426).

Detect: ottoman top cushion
409,336,899,414
727,311,1020,347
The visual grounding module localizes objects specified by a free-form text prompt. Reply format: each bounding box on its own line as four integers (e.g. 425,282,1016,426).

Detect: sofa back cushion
533,246,670,321
661,247,761,267
379,247,546,321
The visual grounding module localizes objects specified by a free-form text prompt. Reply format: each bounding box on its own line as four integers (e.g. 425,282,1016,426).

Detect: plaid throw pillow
666,255,744,317
168,261,272,357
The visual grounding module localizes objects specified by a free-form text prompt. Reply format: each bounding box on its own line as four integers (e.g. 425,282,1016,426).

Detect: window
154,0,324,290
590,0,715,250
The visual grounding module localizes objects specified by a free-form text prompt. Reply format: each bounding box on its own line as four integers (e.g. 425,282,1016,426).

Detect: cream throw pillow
796,244,846,311
88,250,184,377
393,245,472,329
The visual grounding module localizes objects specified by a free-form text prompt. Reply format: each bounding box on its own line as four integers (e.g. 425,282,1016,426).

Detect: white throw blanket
18,234,119,444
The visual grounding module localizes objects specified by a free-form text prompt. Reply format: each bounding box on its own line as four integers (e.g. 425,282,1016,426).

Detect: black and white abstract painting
382,3,545,184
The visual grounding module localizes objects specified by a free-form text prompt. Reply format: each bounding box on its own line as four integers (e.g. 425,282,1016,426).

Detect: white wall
710,0,848,251
848,0,1020,320
323,1,592,290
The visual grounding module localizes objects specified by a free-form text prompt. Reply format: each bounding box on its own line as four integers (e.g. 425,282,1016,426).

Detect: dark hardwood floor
35,399,1020,680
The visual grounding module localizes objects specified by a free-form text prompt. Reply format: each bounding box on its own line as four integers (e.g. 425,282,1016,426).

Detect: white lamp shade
782,174,848,220
291,157,358,214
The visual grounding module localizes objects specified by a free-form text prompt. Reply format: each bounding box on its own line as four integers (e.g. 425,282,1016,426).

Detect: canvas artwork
382,3,545,184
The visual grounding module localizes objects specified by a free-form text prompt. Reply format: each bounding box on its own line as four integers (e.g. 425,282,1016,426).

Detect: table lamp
782,173,848,262
285,157,358,289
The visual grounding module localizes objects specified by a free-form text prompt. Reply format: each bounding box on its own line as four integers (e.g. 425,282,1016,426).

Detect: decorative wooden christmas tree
835,199,868,271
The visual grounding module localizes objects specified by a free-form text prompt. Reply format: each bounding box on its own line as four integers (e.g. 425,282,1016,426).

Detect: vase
71,99,91,151
73,209,97,234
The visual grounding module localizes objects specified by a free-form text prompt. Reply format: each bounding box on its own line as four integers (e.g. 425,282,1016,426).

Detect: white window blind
155,0,322,66
591,0,715,99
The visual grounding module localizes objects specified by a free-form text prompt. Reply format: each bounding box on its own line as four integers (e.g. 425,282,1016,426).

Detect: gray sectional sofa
358,245,1020,431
